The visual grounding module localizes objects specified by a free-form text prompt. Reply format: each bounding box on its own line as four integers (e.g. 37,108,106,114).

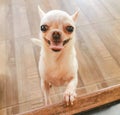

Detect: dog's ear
72,9,79,22
38,5,45,19
31,38,41,47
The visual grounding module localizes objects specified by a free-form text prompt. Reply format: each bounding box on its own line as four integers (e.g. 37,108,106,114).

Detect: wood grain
101,0,120,19
0,0,120,115
21,84,120,115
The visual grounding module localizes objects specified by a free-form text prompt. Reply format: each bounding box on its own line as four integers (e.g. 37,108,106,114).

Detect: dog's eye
66,26,74,33
41,25,48,32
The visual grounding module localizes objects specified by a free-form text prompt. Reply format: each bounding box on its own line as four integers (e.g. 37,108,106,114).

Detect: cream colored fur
32,6,79,106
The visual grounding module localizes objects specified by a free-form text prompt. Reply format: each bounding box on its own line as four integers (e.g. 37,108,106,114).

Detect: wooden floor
0,0,120,115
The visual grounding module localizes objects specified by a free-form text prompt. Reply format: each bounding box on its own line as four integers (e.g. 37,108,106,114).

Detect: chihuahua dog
32,6,79,106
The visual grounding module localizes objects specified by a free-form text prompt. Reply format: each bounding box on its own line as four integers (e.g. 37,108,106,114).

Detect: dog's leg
63,75,78,106
41,79,51,105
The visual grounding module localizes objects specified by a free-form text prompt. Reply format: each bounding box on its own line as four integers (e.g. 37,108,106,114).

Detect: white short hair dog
32,6,79,106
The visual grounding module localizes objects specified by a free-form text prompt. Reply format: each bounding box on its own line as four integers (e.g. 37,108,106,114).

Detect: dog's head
32,6,79,52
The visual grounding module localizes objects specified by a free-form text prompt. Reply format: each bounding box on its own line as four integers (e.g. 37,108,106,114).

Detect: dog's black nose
52,31,61,41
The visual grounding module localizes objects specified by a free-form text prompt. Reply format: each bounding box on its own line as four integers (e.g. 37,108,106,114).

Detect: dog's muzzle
44,38,71,46
44,38,71,52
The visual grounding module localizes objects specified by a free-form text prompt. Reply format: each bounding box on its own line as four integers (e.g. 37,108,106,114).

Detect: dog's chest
44,61,74,86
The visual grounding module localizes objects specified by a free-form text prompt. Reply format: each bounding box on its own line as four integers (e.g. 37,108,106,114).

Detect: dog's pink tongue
50,42,63,50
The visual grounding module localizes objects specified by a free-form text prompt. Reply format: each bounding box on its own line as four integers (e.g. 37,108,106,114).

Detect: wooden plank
76,24,120,81
11,0,31,38
14,38,44,114
93,21,120,65
101,0,120,19
0,2,12,41
76,0,114,23
0,109,7,115
22,38,43,101
20,85,120,115
5,39,19,108
0,41,7,108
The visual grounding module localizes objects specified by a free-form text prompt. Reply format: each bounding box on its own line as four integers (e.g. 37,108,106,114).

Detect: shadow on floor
75,101,120,115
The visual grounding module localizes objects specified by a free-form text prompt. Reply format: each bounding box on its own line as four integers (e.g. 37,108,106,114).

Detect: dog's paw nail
63,90,76,106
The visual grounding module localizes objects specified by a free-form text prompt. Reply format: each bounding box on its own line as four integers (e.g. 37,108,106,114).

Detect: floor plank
76,0,114,23
101,0,120,19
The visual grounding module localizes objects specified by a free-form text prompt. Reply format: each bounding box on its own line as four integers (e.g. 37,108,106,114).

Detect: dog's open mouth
44,38,71,52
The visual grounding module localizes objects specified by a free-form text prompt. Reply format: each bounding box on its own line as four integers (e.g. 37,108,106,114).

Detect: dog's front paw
63,90,77,106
